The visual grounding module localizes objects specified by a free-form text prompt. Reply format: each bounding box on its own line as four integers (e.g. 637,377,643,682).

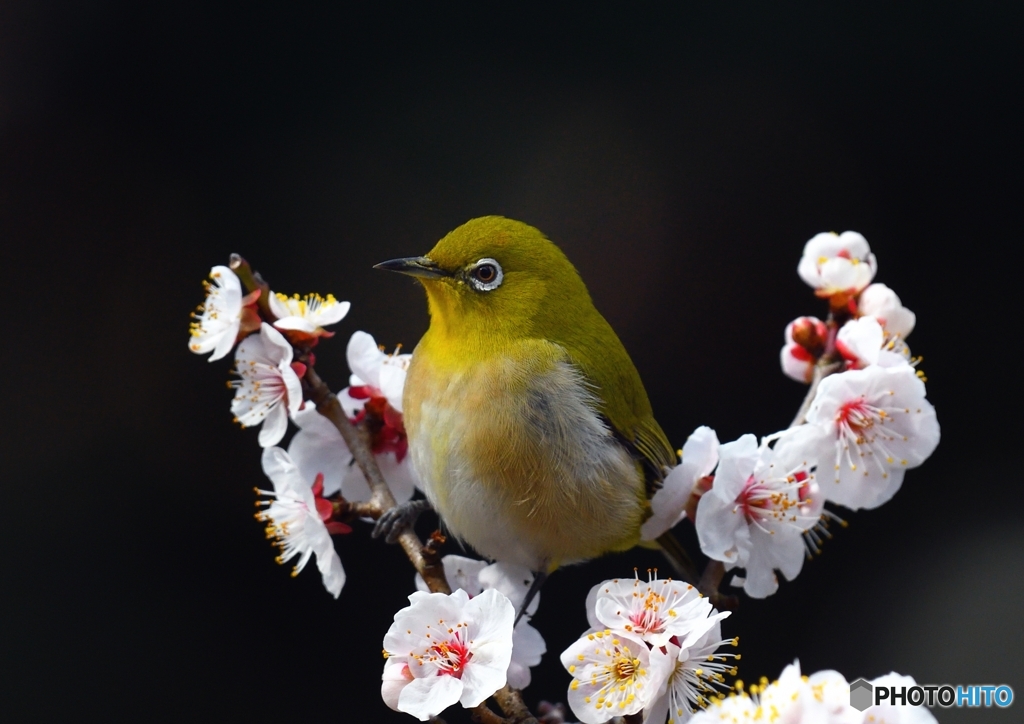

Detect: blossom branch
228,254,274,321
303,365,452,591
229,253,453,594
693,312,848,604
230,254,542,724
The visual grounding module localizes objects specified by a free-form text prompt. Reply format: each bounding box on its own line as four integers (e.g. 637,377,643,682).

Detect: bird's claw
373,499,432,544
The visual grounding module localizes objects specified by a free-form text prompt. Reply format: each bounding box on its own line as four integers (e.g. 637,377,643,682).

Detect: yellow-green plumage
392,216,675,572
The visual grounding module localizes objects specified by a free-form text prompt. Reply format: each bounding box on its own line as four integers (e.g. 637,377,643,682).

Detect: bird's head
376,216,592,345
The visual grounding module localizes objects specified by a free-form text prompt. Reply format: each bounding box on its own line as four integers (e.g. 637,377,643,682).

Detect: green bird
376,216,690,611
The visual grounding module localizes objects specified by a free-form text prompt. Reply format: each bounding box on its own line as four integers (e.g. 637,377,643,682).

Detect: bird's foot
515,568,549,626
372,498,432,544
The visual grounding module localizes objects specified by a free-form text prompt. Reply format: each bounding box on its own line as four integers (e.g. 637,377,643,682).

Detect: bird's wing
602,414,676,496
558,328,676,497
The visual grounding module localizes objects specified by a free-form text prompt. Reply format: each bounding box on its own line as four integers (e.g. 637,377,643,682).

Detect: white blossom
687,661,851,724
589,575,727,649
288,405,418,504
269,291,350,338
781,364,940,510
560,629,672,724
642,427,719,541
798,231,877,299
644,619,739,724
188,265,260,361
287,405,353,497
255,447,345,597
780,316,828,384
229,324,303,447
836,316,910,370
856,673,938,724
382,588,515,721
858,283,916,339
342,330,412,414
694,432,823,598
414,556,546,690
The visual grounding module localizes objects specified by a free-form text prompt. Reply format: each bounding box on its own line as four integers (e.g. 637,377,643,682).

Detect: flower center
430,631,472,678
736,475,771,522
736,474,807,528
275,292,340,317
628,590,667,635
350,393,409,461
836,397,877,435
613,655,639,682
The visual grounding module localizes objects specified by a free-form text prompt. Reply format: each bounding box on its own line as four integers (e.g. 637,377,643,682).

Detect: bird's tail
655,531,700,585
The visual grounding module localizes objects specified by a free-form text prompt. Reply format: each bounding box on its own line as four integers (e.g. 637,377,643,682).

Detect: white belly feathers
406,350,644,571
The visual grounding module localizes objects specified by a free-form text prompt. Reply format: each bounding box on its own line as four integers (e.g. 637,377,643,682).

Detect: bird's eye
467,258,503,291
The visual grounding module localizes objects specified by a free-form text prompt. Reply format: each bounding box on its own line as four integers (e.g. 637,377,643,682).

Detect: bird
375,216,691,614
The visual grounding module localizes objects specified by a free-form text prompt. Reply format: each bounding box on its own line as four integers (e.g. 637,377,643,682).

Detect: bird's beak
373,256,451,279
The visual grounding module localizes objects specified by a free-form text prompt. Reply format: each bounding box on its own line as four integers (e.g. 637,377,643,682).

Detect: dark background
1,3,1020,722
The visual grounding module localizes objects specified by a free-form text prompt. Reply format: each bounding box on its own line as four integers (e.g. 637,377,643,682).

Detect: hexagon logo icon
850,678,873,711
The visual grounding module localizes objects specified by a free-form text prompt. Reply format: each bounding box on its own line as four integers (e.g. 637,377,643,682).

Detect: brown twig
229,254,275,321
304,365,451,594
699,560,726,599
472,703,511,724
492,687,541,724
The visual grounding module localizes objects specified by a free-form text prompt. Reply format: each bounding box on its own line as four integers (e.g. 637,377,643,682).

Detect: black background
1,3,1020,722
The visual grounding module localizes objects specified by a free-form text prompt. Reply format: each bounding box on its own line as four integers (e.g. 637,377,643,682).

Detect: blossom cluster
689,662,937,724
188,263,418,598
643,232,940,598
559,573,735,724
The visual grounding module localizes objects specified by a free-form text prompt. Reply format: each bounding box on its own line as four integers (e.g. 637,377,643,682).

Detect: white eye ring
467,258,503,292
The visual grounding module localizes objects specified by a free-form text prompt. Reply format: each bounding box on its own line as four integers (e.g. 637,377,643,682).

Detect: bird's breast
402,339,646,570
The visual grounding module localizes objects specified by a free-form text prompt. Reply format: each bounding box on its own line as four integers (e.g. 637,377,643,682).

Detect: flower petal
694,491,745,564
209,317,241,361
379,358,409,412
465,588,516,656
259,323,294,365
479,561,539,615
272,316,319,333
711,434,759,502
397,674,463,721
257,401,289,448
642,426,720,541
381,659,414,712
347,331,385,389
316,543,346,598
288,406,352,497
